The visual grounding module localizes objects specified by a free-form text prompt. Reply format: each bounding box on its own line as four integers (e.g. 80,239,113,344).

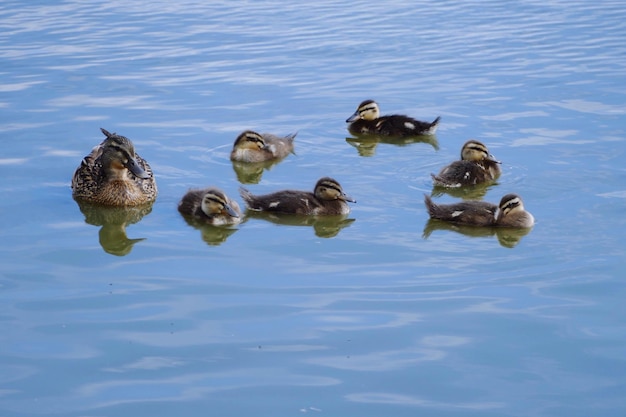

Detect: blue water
1,1,626,416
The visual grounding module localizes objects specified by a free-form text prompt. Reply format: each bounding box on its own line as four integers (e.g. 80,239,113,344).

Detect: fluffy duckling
424,194,534,228
346,99,441,137
72,128,157,206
431,140,501,187
230,130,296,163
178,187,241,226
240,177,356,215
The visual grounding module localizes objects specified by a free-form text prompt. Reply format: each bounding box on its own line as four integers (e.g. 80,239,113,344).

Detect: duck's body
424,194,534,228
424,195,497,226
72,128,157,206
431,140,501,187
178,187,241,226
240,177,355,215
230,130,296,163
346,100,440,137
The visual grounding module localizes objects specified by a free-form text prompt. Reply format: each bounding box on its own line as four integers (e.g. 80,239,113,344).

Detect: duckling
346,99,441,137
431,139,501,187
240,177,356,215
72,128,157,206
178,187,242,226
230,130,296,163
424,193,534,228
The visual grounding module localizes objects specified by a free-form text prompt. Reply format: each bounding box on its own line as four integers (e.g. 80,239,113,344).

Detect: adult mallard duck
230,130,296,163
424,194,534,228
240,177,356,215
346,99,440,137
178,187,241,226
431,139,501,187
71,128,157,206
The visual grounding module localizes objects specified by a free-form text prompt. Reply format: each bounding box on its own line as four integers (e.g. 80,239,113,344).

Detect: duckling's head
314,177,356,203
346,100,380,122
498,194,525,217
233,130,267,152
99,128,150,180
201,189,240,218
460,139,500,163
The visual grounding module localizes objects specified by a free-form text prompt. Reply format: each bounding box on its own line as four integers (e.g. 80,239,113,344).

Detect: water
1,1,625,416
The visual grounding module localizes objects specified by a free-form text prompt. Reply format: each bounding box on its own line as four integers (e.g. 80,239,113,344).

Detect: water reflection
345,134,439,157
180,216,240,246
430,181,498,200
74,201,153,256
231,159,285,184
244,211,355,238
422,219,533,248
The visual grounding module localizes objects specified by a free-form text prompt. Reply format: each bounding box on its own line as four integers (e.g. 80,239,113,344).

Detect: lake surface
1,1,625,416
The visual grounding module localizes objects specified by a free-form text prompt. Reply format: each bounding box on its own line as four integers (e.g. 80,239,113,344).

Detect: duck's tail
427,116,441,135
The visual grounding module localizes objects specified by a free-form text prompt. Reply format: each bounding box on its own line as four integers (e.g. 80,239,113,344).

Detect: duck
230,130,296,163
431,139,501,187
71,128,157,206
240,177,356,215
178,187,242,226
424,193,534,228
346,99,441,137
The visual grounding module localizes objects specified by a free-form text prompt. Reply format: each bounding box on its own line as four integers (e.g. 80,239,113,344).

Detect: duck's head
498,194,525,217
460,139,501,163
314,177,356,203
99,128,150,180
346,100,380,122
201,188,240,218
233,130,267,152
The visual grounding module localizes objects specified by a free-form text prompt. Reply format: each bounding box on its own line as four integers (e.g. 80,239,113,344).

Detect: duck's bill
125,157,151,179
346,111,360,123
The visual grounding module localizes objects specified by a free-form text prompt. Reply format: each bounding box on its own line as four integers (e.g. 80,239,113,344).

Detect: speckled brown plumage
71,128,157,206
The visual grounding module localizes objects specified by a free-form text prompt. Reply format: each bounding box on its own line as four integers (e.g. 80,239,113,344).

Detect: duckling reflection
422,219,533,248
231,158,283,184
245,211,355,238
345,133,439,157
431,180,496,200
179,216,240,246
74,200,152,256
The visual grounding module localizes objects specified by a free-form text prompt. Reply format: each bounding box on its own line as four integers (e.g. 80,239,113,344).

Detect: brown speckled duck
230,130,296,163
346,99,440,137
178,187,241,226
431,139,501,187
424,194,534,228
71,128,157,206
240,177,356,215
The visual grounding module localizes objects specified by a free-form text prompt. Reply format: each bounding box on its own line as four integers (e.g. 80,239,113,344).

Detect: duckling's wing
432,161,488,187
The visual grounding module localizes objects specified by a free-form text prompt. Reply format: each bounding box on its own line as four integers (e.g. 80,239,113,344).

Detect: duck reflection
422,219,532,248
231,159,285,184
245,211,355,238
180,216,240,246
74,200,152,256
430,181,498,200
345,134,439,157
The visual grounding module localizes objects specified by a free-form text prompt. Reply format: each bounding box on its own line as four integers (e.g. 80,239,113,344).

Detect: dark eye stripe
361,106,376,113
205,196,226,205
320,182,341,192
